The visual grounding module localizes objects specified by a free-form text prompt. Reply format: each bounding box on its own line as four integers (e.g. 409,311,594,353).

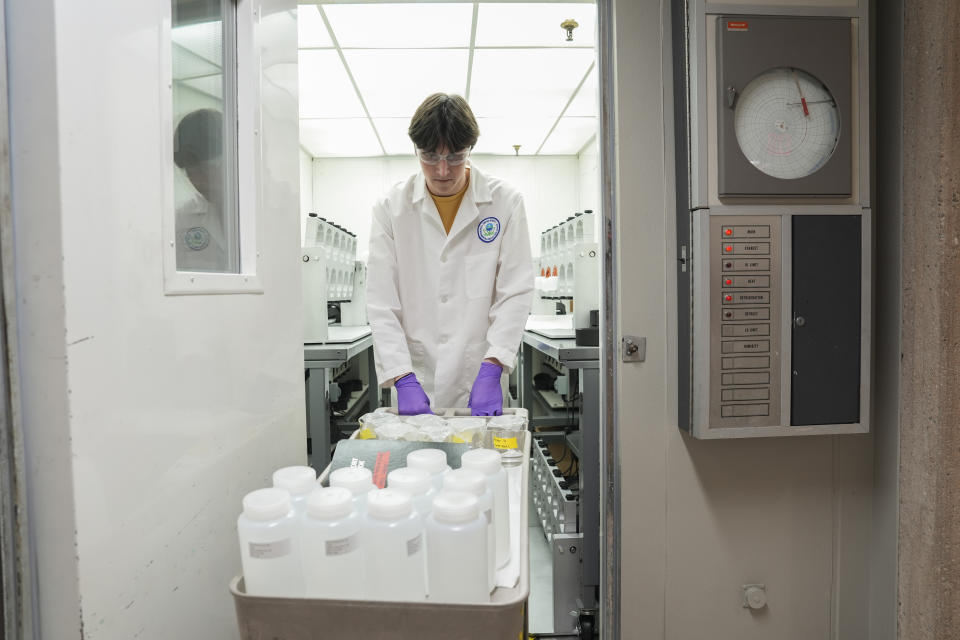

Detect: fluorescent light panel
469,48,595,118
373,118,416,155
475,3,596,48
297,5,334,48
298,50,366,118
300,119,382,157
538,117,597,154
565,65,598,117
324,3,474,48
172,21,222,65
343,49,468,118
473,117,555,155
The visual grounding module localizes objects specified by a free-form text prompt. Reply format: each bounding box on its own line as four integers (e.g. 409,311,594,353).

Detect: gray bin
230,412,530,640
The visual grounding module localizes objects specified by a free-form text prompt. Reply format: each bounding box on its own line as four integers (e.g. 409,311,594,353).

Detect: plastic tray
230,410,530,640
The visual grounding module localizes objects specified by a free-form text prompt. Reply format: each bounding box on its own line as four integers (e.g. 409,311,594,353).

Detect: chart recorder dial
730,67,841,181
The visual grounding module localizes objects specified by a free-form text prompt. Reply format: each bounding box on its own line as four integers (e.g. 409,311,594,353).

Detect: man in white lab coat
366,93,534,415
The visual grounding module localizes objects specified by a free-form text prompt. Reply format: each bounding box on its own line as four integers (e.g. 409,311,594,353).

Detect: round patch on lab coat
477,217,501,243
184,226,211,251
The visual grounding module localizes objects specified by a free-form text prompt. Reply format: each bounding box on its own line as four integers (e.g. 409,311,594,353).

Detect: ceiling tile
470,48,595,119
324,3,473,48
472,117,555,155
372,118,416,155
475,3,596,48
298,50,366,118
297,5,333,48
538,116,597,154
565,65,598,117
344,49,468,118
300,118,383,157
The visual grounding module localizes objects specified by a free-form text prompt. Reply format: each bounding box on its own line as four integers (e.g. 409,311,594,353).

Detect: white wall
8,2,304,639
578,135,600,215
309,154,581,259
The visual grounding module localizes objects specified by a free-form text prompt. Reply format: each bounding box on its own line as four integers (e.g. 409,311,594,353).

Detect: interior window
171,0,240,273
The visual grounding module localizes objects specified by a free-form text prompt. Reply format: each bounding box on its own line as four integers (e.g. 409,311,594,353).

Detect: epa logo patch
184,226,211,251
477,217,501,243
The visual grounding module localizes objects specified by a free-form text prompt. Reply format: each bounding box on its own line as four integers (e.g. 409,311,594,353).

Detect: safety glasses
416,148,471,166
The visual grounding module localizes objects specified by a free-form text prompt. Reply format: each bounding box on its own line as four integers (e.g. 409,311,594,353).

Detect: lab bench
519,330,599,636
304,326,378,473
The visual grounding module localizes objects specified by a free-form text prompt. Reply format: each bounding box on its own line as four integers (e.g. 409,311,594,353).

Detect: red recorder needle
792,69,810,117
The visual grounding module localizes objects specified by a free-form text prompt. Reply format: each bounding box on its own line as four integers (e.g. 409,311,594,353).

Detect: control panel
711,216,781,427
675,4,871,438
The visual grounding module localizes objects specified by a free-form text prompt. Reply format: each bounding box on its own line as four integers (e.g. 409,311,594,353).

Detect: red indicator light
724,228,733,236
724,245,733,252
725,279,733,285
725,295,733,302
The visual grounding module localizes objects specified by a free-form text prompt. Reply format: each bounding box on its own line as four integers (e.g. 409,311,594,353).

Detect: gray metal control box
675,3,871,438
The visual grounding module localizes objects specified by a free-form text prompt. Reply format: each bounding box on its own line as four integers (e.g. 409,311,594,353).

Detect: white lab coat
366,164,534,409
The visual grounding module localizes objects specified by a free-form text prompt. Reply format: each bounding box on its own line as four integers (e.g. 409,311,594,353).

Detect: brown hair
407,93,479,153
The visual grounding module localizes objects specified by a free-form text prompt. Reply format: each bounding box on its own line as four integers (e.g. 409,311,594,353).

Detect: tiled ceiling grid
297,2,599,158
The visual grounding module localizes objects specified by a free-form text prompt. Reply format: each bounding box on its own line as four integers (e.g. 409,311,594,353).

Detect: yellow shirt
429,171,470,235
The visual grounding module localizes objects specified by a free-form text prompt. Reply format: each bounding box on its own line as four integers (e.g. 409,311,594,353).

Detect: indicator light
724,228,733,236
724,245,733,252
725,279,733,285
725,295,733,302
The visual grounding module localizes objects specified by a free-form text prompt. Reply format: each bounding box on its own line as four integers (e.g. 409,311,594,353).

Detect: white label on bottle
325,532,359,556
406,533,423,556
248,539,291,559
484,508,492,524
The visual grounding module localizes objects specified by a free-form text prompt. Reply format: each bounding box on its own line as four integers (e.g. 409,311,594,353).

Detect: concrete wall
898,0,960,637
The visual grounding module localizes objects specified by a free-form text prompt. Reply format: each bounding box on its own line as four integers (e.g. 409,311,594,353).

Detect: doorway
296,1,604,636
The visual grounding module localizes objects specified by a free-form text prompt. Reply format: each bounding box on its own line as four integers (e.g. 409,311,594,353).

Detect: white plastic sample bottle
301,487,364,599
460,448,510,568
328,466,375,514
272,465,317,516
363,488,427,602
424,491,489,604
237,488,304,597
387,467,436,522
443,468,496,592
405,448,451,491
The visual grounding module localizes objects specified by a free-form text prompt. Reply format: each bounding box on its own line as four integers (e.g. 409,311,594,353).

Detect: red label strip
372,451,391,488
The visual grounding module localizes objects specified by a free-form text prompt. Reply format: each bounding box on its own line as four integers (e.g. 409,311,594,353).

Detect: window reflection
172,0,239,273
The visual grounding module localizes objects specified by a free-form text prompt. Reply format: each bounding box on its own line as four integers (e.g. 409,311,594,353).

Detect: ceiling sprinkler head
561,18,579,42
513,144,521,156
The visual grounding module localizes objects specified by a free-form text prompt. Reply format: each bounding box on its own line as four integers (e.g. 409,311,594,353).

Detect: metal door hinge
622,336,646,362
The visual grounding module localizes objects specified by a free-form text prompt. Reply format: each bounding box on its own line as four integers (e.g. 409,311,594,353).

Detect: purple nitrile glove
468,361,504,416
395,373,433,416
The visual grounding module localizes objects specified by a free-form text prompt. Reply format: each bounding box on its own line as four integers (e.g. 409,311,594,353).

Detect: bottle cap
242,488,291,522
406,448,448,474
272,466,317,497
460,448,502,476
387,467,432,496
442,468,487,496
366,488,413,520
329,467,374,495
306,487,353,519
431,491,479,524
